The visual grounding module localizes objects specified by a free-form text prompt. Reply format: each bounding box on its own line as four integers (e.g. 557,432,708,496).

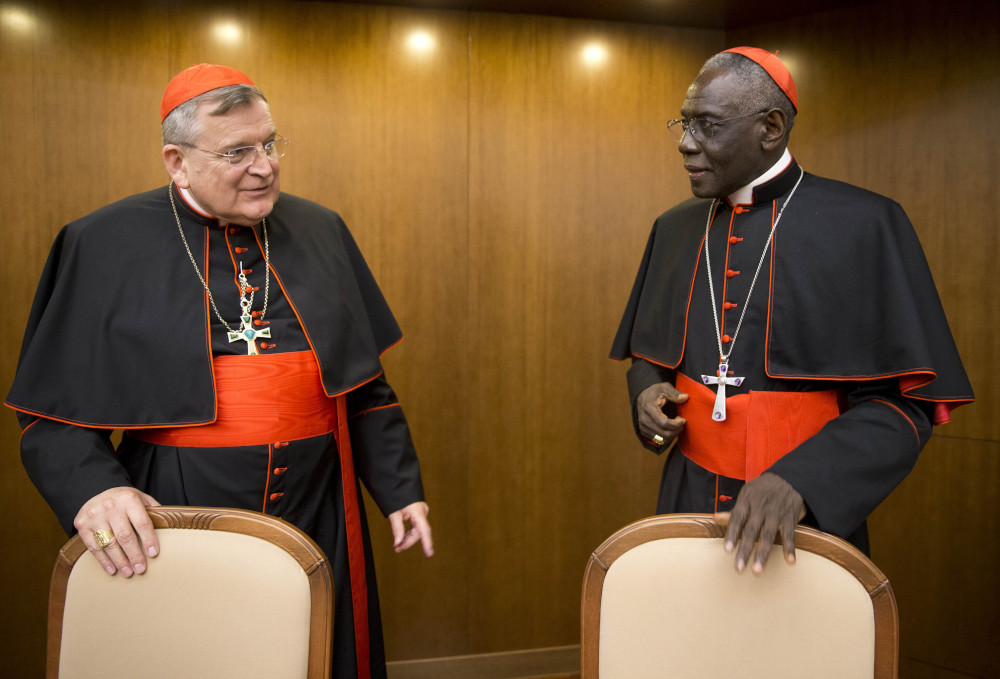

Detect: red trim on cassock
18,417,40,443
262,444,275,513
350,403,402,420
872,398,921,446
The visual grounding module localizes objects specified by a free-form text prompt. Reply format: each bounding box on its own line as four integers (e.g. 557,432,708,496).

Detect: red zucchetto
160,63,255,122
723,46,798,112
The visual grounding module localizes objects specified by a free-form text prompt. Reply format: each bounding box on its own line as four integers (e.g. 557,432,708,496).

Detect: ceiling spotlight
1,6,37,33
213,21,242,44
407,30,436,54
581,42,608,66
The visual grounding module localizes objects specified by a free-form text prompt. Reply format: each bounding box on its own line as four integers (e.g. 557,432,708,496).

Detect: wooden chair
582,514,898,678
47,506,333,678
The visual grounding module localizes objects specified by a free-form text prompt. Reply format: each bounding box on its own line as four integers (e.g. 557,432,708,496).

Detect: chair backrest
47,506,333,679
581,514,898,679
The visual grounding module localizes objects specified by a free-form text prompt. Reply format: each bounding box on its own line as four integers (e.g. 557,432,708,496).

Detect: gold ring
652,434,665,446
94,529,115,549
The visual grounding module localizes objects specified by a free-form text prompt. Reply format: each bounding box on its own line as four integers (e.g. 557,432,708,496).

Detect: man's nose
247,148,274,174
676,128,699,153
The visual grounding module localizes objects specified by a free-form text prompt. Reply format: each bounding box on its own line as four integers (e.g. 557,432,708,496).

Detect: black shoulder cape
6,185,402,428
610,163,973,419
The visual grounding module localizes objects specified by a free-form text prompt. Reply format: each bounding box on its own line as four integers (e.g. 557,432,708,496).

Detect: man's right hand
73,487,161,577
636,381,688,447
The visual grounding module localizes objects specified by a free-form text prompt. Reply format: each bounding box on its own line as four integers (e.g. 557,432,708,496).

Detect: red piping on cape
608,200,965,426
4,220,401,431
751,202,959,426
202,226,219,423
253,224,399,400
619,224,708,370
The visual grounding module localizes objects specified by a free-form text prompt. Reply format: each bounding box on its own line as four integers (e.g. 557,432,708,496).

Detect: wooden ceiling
317,0,874,29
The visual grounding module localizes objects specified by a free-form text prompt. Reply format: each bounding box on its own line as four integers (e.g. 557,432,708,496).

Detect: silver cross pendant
228,313,271,355
701,362,744,422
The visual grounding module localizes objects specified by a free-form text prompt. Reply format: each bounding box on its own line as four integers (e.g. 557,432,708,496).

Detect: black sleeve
626,358,676,453
345,373,425,516
20,417,133,535
767,379,933,538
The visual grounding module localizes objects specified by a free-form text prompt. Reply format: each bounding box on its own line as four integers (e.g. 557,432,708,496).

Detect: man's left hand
388,501,434,557
715,473,806,575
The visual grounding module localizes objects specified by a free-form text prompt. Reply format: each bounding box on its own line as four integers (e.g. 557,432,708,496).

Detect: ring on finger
652,434,665,446
94,529,115,549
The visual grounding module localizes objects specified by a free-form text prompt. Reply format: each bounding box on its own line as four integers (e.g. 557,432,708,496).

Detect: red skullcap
723,46,798,112
160,63,255,122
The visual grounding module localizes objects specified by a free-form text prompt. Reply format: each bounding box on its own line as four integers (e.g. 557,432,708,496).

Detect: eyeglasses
667,110,768,142
187,137,289,166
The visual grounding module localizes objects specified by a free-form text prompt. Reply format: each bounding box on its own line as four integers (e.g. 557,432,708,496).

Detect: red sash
675,371,842,480
132,351,340,447
131,351,372,678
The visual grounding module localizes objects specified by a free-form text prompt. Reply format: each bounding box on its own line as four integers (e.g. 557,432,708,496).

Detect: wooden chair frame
581,513,898,678
47,506,333,678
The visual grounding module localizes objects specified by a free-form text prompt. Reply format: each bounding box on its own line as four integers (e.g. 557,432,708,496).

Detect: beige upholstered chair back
582,514,898,679
47,506,333,679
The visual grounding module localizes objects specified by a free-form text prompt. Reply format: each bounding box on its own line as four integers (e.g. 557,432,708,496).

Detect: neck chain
701,167,804,421
169,182,272,355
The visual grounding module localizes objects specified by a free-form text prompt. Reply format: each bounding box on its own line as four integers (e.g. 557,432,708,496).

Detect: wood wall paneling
2,1,997,677
870,437,1000,678
465,13,719,652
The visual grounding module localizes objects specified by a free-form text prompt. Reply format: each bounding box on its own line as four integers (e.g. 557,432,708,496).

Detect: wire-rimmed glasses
188,137,289,166
667,110,768,142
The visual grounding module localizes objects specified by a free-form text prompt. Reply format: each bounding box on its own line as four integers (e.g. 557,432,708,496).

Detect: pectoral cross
701,362,743,422
228,313,270,355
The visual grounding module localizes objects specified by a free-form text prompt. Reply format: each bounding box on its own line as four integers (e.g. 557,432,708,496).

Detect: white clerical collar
178,186,228,226
727,148,793,206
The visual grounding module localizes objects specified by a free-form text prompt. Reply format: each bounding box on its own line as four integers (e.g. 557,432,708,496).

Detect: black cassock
7,185,425,679
611,159,973,551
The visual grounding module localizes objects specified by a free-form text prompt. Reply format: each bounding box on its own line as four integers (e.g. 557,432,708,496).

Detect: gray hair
161,84,268,146
699,52,796,133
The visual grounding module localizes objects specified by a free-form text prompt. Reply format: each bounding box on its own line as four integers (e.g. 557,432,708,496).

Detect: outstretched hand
388,501,434,557
715,473,806,575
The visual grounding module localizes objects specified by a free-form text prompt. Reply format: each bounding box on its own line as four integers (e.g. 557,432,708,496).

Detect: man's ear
760,109,788,151
162,145,191,188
